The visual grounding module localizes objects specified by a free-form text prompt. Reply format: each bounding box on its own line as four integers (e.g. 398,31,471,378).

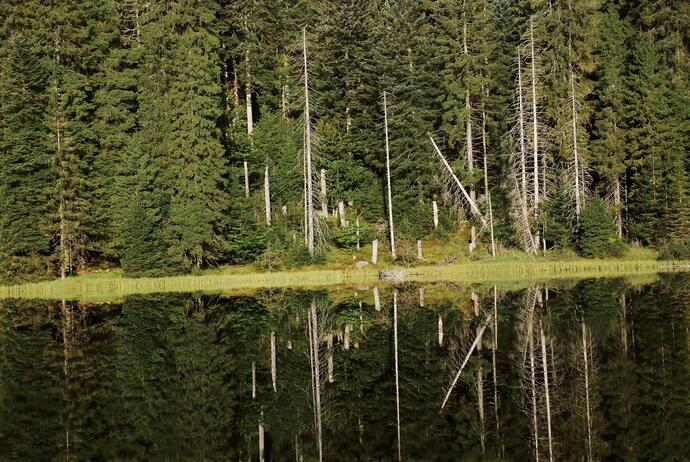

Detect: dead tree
383,92,396,259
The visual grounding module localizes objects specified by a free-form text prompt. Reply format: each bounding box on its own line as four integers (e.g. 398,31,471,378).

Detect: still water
0,275,688,461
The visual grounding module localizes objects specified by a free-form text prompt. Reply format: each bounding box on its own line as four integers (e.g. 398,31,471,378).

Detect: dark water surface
1,275,688,461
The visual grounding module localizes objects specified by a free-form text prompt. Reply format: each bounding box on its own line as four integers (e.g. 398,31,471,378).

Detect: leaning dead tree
307,300,323,462
428,133,488,229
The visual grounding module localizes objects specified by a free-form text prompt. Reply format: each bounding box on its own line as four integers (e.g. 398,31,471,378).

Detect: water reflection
0,275,688,461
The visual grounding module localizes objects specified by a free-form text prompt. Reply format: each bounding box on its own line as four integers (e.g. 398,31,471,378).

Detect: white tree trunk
419,287,425,307
615,176,623,238
530,18,540,211
338,201,346,227
258,412,265,462
371,240,379,264
432,201,439,229
373,286,381,311
383,92,396,259
570,59,582,219
356,216,360,250
417,240,423,260
517,46,528,199
303,28,315,255
244,160,250,198
438,314,444,346
320,169,328,216
482,101,496,258
264,166,271,225
245,50,253,136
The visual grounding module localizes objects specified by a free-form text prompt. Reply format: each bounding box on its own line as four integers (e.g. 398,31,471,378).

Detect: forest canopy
0,0,688,281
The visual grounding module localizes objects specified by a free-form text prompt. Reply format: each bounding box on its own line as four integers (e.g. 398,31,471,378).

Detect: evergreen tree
0,35,52,281
579,196,624,257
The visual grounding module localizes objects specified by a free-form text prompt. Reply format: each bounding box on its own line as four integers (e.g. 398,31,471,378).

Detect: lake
1,274,688,461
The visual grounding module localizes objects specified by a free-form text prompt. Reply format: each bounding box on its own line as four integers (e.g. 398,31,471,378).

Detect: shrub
657,239,690,260
331,222,373,249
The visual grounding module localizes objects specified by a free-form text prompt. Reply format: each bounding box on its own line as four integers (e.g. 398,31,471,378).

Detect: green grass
1,252,687,303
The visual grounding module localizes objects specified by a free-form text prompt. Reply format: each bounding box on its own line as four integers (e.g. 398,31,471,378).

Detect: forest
0,0,688,282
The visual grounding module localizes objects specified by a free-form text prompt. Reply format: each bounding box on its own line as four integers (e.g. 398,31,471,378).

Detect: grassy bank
1,252,687,302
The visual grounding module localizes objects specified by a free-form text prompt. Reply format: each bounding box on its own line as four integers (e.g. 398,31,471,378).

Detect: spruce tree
0,35,52,280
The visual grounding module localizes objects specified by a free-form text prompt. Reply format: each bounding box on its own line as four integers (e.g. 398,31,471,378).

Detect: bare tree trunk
419,287,425,307
529,18,540,211
264,166,271,225
244,160,250,198
417,240,423,260
371,240,378,265
482,100,496,257
438,314,444,346
338,201,346,227
245,50,253,136
232,58,240,126
54,36,69,280
320,169,328,216
517,46,528,199
356,216,361,250
303,28,315,255
615,176,623,238
570,56,582,219
540,320,554,462
432,201,439,229
383,92,396,259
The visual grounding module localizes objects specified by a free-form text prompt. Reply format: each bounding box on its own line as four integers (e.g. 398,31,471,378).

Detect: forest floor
2,240,688,302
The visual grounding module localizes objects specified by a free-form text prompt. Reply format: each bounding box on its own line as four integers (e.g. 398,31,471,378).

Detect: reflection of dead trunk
327,333,334,383
393,290,402,461
492,286,501,438
307,301,323,462
620,293,628,354
582,322,593,462
373,287,381,311
438,314,444,346
528,321,540,462
252,361,256,399
271,331,277,393
540,320,554,462
441,314,492,410
419,287,425,307
258,410,265,462
61,299,72,457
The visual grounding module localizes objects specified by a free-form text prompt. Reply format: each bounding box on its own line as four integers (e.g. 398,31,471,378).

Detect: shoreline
1,258,688,302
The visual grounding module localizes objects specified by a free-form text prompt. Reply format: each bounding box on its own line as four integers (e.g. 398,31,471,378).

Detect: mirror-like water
1,275,688,461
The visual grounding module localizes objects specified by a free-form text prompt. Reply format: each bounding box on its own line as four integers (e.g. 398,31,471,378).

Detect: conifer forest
0,0,688,282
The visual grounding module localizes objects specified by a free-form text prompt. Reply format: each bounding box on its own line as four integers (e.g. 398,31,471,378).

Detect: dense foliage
0,0,688,280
